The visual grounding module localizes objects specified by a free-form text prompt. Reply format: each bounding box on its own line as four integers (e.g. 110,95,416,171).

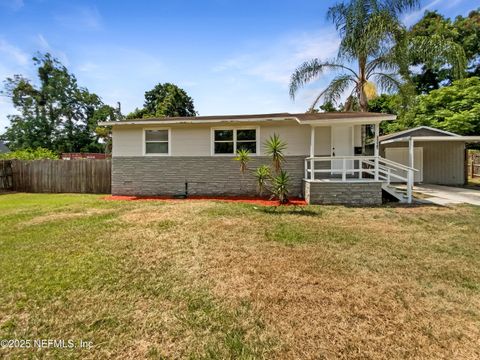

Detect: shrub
0,148,59,160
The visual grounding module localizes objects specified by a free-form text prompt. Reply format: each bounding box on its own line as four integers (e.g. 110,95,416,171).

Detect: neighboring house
0,141,9,154
100,112,423,205
380,126,480,186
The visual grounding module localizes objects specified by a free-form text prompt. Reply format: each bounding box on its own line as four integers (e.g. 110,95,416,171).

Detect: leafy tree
393,77,480,135
127,83,196,119
0,53,120,153
409,9,480,93
289,0,466,112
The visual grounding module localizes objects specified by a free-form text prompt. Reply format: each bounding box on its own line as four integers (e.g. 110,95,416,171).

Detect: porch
303,123,417,204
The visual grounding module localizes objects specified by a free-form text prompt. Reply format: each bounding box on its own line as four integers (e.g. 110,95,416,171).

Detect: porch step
382,184,408,203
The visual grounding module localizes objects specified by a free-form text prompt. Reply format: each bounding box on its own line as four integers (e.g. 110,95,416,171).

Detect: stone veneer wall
304,180,383,205
112,156,305,197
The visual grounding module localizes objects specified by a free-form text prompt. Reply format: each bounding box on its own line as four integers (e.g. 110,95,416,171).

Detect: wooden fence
469,153,480,178
0,160,13,191
9,159,111,194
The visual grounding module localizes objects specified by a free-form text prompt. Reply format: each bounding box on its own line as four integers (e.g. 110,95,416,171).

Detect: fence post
342,158,346,181
359,160,362,179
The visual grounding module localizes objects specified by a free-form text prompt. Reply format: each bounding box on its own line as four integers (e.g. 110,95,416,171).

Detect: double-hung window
213,128,257,155
145,129,169,155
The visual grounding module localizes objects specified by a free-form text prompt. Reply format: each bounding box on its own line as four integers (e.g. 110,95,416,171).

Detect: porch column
408,137,414,168
407,137,414,203
310,126,315,180
310,126,315,157
374,123,379,180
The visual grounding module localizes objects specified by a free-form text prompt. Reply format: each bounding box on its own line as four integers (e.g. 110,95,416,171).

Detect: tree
409,9,480,92
393,77,480,135
0,53,120,152
127,83,196,119
289,0,466,113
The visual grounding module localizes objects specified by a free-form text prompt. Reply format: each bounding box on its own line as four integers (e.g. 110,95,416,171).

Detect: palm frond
408,35,467,79
310,74,357,110
289,59,357,99
370,72,403,93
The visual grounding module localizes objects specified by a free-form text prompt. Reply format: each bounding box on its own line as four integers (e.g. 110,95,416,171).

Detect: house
380,126,480,186
100,112,420,205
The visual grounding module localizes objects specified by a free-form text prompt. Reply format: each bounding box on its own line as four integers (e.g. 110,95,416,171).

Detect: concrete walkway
414,184,480,206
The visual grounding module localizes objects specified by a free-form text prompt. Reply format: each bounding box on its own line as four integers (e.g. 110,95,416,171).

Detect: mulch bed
103,195,307,206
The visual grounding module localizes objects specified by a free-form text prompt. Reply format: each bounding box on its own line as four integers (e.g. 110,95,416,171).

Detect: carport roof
380,126,480,144
381,135,480,144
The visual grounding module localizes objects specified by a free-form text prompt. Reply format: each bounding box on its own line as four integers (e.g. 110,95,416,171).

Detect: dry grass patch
1,194,479,359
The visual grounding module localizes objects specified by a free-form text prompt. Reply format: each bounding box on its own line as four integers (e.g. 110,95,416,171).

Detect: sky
0,0,478,131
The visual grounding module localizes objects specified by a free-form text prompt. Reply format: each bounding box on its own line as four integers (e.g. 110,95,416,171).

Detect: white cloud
55,5,102,31
214,29,340,86
34,34,70,65
401,0,466,26
0,38,28,66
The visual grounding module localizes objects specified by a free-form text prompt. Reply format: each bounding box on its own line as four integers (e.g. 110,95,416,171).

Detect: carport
380,126,480,185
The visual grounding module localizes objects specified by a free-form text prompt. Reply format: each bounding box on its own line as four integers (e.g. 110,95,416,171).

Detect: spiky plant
272,171,290,204
264,133,287,173
235,148,251,174
254,165,270,197
289,0,466,112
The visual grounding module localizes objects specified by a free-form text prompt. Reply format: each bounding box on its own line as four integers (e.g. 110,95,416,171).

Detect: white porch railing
304,156,418,203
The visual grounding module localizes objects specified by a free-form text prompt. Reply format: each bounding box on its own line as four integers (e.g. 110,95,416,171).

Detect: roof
379,126,459,141
381,135,480,144
0,141,9,154
99,112,396,126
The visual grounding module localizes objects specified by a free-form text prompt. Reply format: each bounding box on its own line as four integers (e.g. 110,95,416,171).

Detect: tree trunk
358,57,368,153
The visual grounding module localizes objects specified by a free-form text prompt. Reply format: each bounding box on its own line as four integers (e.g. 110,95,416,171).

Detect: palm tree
289,0,466,112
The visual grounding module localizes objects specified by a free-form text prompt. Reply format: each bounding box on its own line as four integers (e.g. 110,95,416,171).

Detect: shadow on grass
256,206,321,217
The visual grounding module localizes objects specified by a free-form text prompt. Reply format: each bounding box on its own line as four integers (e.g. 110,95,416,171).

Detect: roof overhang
98,114,396,127
381,135,480,145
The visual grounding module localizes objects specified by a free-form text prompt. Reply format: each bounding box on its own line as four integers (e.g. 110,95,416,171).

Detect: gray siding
381,141,465,185
112,156,305,197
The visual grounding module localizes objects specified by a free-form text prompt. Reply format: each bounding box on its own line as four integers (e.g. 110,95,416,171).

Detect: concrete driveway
414,184,480,206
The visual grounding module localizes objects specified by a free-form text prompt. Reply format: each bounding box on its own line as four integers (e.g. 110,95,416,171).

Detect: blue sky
0,0,478,131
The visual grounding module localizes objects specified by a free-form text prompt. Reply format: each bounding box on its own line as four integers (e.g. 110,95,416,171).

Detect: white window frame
143,128,171,156
210,126,260,156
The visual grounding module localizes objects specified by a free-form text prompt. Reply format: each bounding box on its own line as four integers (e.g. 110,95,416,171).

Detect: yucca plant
264,133,287,173
272,171,290,204
254,165,270,196
235,148,251,174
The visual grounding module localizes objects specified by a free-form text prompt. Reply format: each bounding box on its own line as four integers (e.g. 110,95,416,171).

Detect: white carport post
310,126,315,180
374,123,380,180
407,136,414,203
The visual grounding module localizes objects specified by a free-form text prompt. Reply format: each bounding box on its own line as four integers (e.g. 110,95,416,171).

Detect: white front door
384,147,423,182
331,125,354,174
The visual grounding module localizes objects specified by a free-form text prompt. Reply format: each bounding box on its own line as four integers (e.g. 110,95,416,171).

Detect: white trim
143,127,171,156
99,115,396,127
210,126,260,156
381,135,480,144
379,126,460,141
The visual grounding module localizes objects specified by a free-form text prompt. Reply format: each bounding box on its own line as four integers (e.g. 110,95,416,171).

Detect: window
145,129,169,155
213,128,257,155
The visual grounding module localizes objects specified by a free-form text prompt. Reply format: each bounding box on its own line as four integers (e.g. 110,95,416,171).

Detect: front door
331,125,354,174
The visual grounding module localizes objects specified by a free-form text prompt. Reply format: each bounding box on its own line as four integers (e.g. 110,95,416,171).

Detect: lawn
1,194,480,359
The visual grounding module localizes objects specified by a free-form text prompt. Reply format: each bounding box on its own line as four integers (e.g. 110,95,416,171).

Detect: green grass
1,194,480,359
